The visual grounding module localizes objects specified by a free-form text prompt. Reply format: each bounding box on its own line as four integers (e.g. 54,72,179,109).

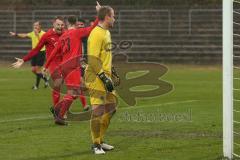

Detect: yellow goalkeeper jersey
87,25,112,76
27,30,46,51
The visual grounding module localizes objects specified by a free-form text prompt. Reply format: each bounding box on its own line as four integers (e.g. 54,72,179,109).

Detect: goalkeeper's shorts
86,78,117,105
89,89,117,105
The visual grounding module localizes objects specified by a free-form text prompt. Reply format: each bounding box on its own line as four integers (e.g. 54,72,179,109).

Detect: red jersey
45,18,98,69
23,29,63,63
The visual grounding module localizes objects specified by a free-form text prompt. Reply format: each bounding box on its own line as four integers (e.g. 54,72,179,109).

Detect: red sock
79,90,87,108
58,95,75,118
52,90,60,106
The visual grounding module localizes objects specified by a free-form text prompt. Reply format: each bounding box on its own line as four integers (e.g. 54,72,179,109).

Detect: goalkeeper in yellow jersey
85,5,120,155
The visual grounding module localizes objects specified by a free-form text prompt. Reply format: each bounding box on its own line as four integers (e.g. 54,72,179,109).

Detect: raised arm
75,1,100,38
11,33,47,68
9,32,29,38
76,17,99,38
22,33,47,62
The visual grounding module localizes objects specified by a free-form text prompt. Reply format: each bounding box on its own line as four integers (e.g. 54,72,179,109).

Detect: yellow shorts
85,73,117,105
89,89,117,105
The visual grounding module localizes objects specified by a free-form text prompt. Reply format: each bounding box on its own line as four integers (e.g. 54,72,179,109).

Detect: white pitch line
0,115,51,123
0,100,199,123
234,120,240,124
120,100,199,110
234,110,240,113
234,66,240,70
234,143,240,147
234,131,240,136
233,153,240,158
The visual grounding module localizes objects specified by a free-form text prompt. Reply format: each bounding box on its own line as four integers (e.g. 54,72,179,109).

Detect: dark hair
77,18,85,23
88,18,95,23
98,6,113,21
67,15,77,25
54,16,64,22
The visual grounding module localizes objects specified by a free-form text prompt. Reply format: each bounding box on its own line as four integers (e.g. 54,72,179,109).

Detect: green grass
0,64,231,160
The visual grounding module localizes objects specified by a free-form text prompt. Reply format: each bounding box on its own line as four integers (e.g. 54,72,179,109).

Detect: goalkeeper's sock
100,113,111,143
91,115,102,145
100,106,117,142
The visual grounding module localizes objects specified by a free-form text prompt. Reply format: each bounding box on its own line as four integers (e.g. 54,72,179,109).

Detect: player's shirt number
61,37,71,54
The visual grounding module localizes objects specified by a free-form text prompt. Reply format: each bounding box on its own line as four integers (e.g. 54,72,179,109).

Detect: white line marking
0,115,51,123
0,100,198,123
234,143,240,147
233,153,240,158
120,100,199,110
234,131,240,136
234,120,240,124
234,110,240,113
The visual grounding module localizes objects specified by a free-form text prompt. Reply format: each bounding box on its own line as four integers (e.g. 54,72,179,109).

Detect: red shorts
48,62,62,81
64,68,81,89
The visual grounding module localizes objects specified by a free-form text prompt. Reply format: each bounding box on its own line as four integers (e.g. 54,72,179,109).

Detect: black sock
37,73,48,82
36,74,41,87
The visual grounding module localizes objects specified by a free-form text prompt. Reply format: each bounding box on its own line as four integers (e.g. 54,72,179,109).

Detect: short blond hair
98,6,113,21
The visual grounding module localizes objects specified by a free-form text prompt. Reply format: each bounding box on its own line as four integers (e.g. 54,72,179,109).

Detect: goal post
223,0,233,159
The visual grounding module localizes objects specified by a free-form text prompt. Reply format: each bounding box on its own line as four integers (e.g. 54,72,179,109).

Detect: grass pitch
0,64,234,160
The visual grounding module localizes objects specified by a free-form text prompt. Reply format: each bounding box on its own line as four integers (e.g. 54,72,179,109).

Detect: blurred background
0,0,223,64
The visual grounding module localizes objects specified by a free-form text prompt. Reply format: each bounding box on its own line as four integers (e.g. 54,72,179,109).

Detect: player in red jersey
44,5,100,125
12,15,91,115
12,16,65,107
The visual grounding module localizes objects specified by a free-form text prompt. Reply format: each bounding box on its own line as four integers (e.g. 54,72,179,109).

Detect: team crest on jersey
51,38,57,46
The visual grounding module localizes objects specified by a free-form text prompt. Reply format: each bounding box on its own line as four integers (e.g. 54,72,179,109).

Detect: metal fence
118,9,171,35
0,9,222,36
188,9,221,35
32,10,82,29
0,10,16,32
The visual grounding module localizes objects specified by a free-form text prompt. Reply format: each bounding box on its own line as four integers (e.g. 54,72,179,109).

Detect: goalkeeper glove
98,72,114,92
